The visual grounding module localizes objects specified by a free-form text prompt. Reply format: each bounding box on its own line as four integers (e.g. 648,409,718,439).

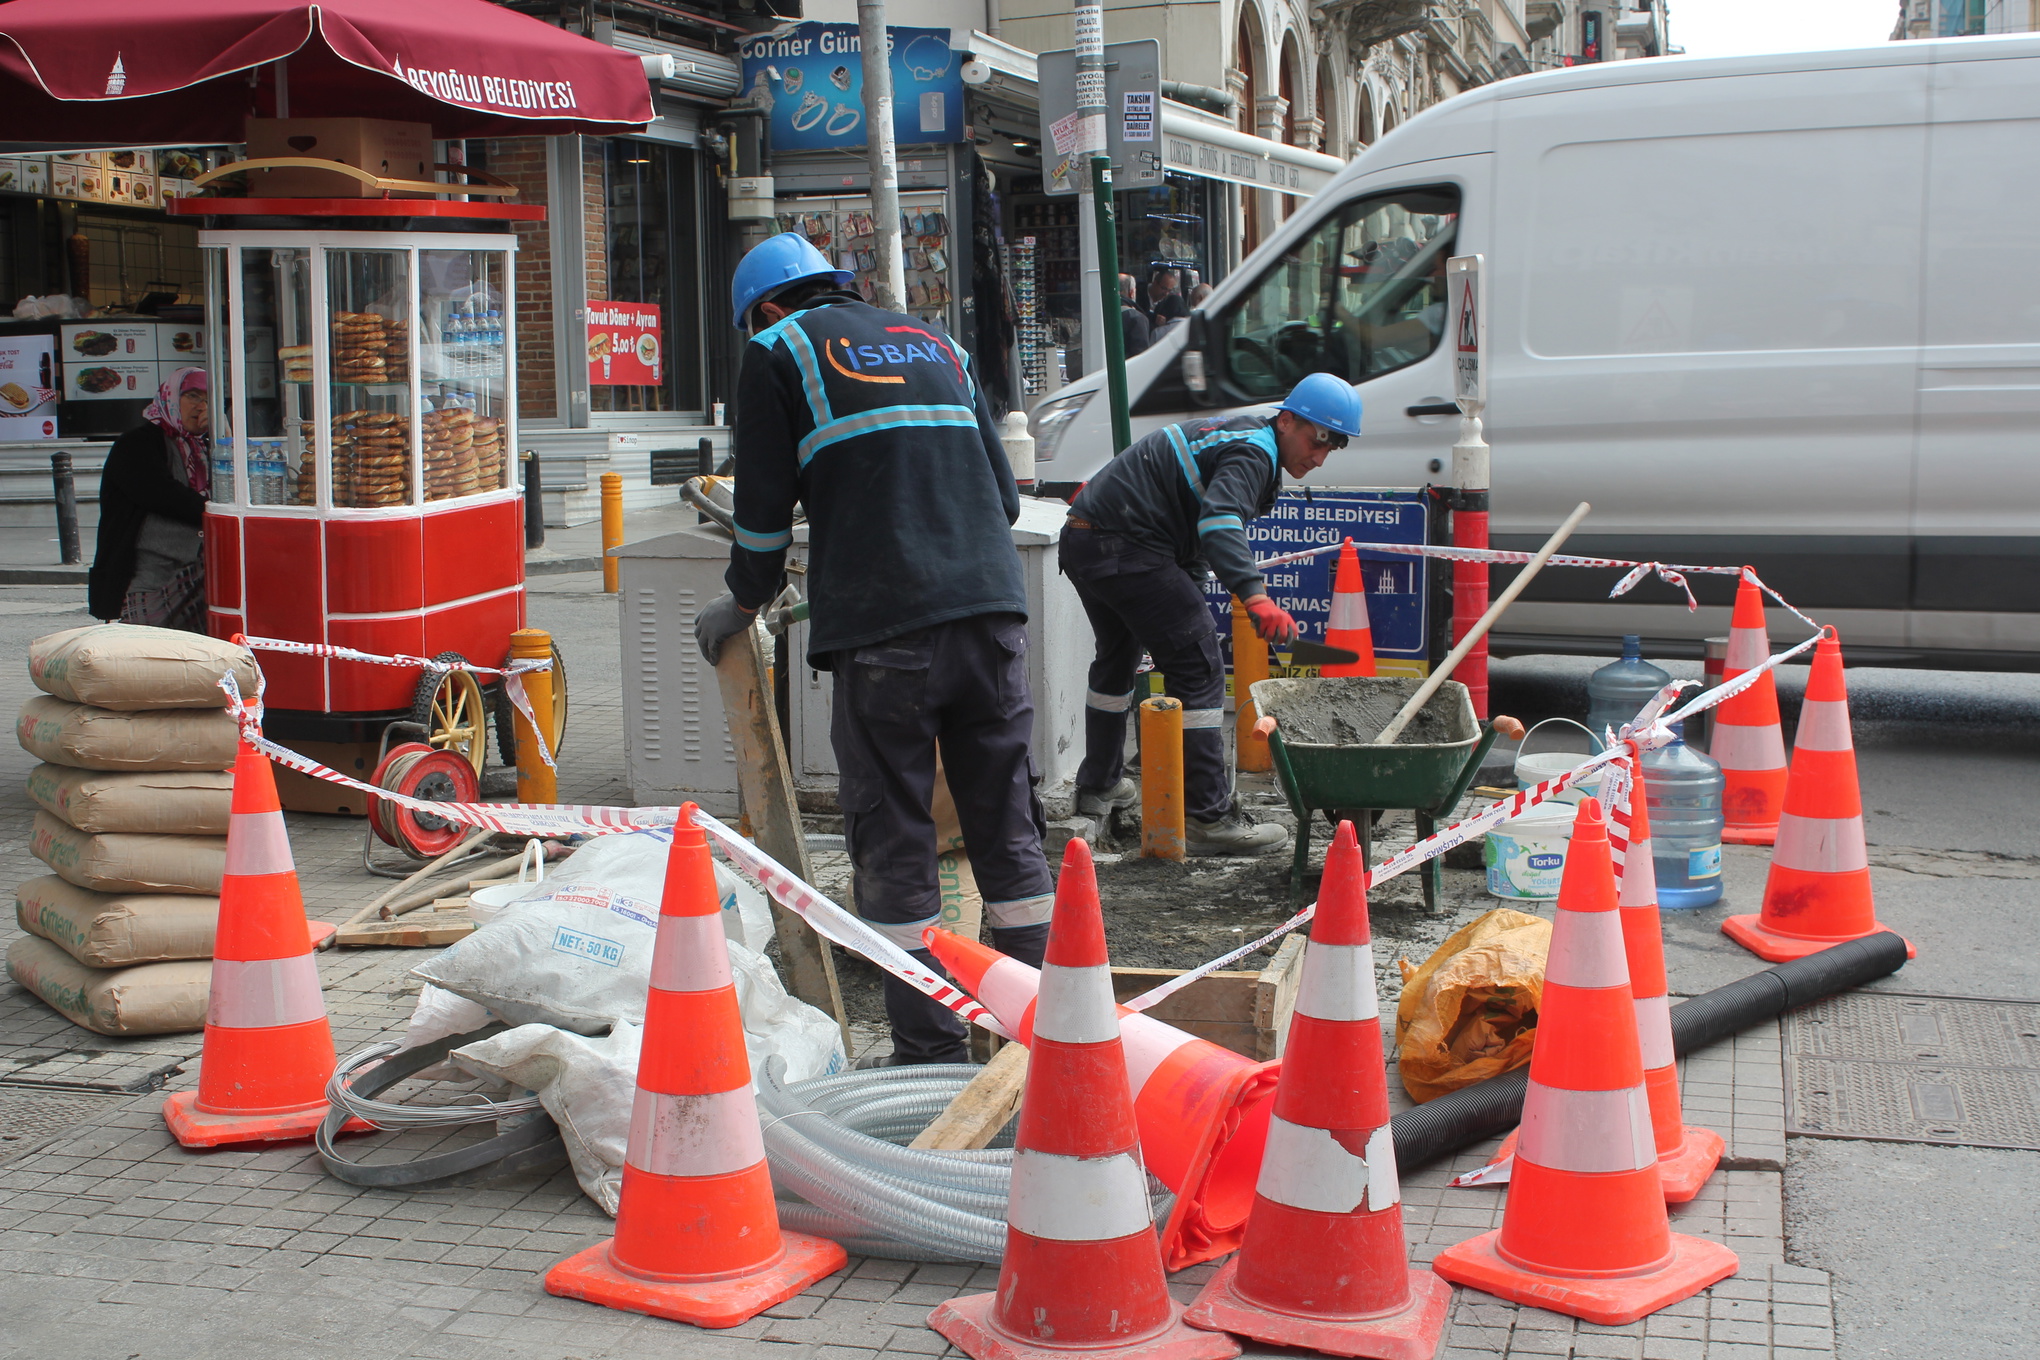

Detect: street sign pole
1446,254,1491,718
1091,156,1131,453
1073,0,1108,385
856,0,907,311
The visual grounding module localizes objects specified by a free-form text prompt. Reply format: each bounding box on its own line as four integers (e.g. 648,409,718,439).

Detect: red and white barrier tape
1252,542,1818,629
1116,627,1825,1014
235,634,558,771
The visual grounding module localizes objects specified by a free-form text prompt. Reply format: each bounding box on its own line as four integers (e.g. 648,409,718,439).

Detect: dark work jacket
726,293,1026,665
1068,413,1282,599
87,424,207,621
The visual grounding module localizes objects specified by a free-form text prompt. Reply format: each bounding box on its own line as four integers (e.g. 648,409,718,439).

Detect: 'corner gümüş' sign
737,24,964,152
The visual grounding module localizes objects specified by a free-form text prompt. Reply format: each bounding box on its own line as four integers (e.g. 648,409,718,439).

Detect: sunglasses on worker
1311,422,1349,450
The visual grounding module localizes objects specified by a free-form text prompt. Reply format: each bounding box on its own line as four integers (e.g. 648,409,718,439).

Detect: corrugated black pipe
1389,930,1912,1171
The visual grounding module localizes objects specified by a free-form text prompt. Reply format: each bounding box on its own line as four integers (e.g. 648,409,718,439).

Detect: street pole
856,0,908,312
1074,0,1130,449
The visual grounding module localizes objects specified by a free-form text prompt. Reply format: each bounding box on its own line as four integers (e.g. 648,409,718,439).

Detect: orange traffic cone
546,807,845,1326
1432,798,1738,1326
1713,573,1789,844
1184,822,1449,1360
1722,632,1913,963
929,840,1240,1360
925,928,1279,1272
1321,539,1377,677
163,741,348,1148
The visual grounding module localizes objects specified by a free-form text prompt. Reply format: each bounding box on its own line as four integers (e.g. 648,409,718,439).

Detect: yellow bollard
1232,598,1271,774
509,628,558,805
600,472,624,593
1139,696,1185,860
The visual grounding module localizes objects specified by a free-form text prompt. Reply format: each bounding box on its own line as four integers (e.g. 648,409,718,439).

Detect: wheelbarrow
1249,675,1508,910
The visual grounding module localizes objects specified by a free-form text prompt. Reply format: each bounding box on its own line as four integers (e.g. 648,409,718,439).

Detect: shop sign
1036,40,1163,195
1203,488,1433,679
738,24,965,152
1161,133,1333,199
588,302,663,386
0,335,58,441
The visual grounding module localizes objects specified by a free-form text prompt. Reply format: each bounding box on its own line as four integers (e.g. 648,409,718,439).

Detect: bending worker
694,233,1053,1066
1063,372,1364,853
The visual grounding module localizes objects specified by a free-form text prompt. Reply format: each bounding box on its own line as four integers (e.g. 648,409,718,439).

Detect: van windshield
1216,187,1460,399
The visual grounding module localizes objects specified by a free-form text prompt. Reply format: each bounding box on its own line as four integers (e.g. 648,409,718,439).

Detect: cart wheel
494,640,569,765
372,747,481,861
367,742,435,849
410,652,488,776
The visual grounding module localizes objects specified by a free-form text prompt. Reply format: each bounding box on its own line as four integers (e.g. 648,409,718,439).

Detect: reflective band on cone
1724,632,1914,963
545,808,844,1328
929,840,1240,1360
1716,572,1790,844
1184,821,1450,1360
164,741,348,1148
1434,799,1738,1326
1320,539,1377,678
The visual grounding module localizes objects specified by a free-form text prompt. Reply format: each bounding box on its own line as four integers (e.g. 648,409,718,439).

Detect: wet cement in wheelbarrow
1264,687,1457,748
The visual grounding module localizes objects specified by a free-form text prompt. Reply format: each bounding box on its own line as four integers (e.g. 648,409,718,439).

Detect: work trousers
831,612,1056,1062
1059,527,1232,823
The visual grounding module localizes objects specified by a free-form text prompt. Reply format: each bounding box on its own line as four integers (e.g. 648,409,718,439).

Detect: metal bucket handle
1517,717,1605,759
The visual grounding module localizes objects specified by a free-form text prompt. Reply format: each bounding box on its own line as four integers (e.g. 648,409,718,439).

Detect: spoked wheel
410,651,488,776
368,743,482,861
495,640,570,765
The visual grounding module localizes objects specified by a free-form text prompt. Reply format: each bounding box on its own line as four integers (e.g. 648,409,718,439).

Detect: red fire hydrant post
1446,256,1490,720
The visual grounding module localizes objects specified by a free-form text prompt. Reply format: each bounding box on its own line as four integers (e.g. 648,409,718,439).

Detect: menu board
587,302,662,386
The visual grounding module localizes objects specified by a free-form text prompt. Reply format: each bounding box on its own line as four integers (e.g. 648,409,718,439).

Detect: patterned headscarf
144,366,210,496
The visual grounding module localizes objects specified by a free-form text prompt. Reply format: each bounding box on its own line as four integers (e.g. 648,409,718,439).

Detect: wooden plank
909,1042,1029,1150
714,626,851,1049
1111,967,1260,1023
1255,934,1308,1060
335,912,476,948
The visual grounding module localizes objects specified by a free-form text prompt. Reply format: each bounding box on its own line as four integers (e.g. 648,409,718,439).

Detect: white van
1030,36,2040,669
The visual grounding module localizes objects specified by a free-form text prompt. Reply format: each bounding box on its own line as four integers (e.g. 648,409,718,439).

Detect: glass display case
198,228,525,725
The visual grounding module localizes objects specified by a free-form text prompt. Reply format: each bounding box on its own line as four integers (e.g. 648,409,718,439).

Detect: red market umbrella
0,0,653,144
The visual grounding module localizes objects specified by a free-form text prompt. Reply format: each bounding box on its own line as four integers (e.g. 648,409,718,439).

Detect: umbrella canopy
0,0,654,143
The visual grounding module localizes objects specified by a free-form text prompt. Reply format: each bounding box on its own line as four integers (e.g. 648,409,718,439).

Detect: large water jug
1587,635,1673,739
1641,723,1725,909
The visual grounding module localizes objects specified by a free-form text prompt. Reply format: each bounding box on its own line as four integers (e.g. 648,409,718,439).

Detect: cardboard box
62,323,157,361
245,117,434,199
64,361,158,402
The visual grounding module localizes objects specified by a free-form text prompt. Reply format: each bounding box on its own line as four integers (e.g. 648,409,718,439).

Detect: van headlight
1030,391,1093,463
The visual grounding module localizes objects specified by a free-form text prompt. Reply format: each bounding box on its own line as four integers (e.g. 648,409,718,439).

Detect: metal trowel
1284,639,1362,667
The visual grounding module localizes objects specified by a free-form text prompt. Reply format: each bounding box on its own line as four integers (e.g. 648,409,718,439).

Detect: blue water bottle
1587,634,1673,739
1642,722,1725,909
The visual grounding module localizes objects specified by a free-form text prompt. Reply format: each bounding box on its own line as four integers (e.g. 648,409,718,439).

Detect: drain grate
1785,991,2040,1151
0,1087,127,1165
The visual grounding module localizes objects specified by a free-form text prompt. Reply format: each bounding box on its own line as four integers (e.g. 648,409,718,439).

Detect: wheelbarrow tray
1249,677,1482,811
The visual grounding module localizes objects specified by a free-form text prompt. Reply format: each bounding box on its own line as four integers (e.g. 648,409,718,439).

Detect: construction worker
694,232,1052,1066
1062,372,1364,852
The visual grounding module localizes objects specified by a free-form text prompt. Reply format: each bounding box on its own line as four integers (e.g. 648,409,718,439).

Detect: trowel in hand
1283,639,1361,667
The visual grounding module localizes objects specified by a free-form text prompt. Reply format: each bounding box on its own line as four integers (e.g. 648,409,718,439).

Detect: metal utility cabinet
616,497,1088,816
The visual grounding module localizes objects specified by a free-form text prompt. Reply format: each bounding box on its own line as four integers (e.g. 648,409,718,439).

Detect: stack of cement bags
8,625,255,1036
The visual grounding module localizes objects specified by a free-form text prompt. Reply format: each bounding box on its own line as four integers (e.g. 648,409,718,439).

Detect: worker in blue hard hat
695,230,1053,1067
1060,371,1364,855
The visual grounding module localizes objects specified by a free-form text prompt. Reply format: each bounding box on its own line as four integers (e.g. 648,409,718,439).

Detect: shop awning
0,0,654,144
1158,112,1346,199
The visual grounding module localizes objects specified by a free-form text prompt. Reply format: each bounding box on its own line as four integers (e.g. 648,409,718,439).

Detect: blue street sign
1204,487,1433,679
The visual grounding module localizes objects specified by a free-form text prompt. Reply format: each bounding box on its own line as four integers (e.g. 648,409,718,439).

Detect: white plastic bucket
468,839,546,925
1514,718,1605,805
1484,800,1580,901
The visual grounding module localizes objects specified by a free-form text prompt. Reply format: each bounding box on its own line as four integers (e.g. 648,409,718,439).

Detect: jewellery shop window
775,191,954,323
592,139,704,413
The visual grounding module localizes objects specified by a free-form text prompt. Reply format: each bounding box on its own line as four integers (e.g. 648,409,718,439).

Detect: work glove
694,593,757,665
1243,594,1298,645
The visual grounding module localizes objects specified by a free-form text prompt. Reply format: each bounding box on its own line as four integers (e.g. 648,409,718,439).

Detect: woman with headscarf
87,366,211,631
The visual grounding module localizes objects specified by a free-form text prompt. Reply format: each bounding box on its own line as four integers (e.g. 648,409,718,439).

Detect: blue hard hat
731,232,854,330
1276,372,1365,438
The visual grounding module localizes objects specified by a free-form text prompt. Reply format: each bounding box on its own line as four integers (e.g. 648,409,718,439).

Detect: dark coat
87,424,207,621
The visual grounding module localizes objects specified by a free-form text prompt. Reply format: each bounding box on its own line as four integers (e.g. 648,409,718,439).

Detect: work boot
1186,805,1289,857
1074,777,1140,819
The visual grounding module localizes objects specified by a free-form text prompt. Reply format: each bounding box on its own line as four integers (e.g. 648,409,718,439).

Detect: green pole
1090,154,1132,454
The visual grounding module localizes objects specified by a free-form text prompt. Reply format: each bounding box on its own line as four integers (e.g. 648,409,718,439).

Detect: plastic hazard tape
235,634,558,771
1117,628,1827,1015
1252,544,1817,629
211,671,1004,1034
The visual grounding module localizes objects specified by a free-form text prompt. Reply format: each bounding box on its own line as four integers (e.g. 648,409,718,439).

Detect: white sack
494,827,774,955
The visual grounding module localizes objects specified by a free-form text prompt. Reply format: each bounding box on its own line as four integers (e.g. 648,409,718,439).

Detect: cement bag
932,760,983,938
413,887,843,1078
26,763,234,835
5,935,210,1036
492,827,773,954
29,623,260,711
16,874,217,966
17,695,238,772
1395,907,1551,1103
30,811,226,894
